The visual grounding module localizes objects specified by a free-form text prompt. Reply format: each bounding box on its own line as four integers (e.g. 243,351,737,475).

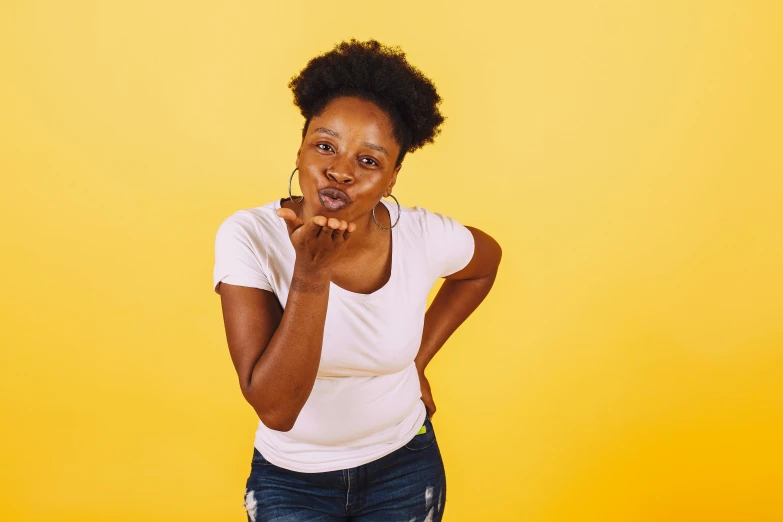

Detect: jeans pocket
404,415,437,451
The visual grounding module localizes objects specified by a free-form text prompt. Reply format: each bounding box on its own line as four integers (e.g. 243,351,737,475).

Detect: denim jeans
243,415,446,521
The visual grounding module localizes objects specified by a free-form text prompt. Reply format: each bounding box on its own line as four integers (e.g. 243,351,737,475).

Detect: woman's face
295,96,402,222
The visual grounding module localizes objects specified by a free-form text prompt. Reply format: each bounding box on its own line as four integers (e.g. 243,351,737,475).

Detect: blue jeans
243,415,446,521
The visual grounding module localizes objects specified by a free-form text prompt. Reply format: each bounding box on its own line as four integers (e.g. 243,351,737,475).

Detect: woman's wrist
291,261,331,293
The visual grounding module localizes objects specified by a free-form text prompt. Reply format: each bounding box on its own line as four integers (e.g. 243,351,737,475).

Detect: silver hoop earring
288,167,303,203
372,194,401,230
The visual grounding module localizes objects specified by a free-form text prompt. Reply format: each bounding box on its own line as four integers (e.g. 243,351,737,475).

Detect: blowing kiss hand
276,208,357,271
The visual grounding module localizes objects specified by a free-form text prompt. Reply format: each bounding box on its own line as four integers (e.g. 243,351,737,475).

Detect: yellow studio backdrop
1,1,781,521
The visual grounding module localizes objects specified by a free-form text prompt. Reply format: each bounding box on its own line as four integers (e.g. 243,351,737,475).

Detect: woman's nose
326,160,355,184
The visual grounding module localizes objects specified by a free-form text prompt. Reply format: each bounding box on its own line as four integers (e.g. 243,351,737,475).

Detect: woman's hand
276,208,357,273
418,369,436,419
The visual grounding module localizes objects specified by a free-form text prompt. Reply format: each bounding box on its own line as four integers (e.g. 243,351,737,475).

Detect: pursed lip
318,187,352,203
318,187,353,205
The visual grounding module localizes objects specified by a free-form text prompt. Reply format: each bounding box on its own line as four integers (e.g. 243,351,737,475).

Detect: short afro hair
288,39,445,166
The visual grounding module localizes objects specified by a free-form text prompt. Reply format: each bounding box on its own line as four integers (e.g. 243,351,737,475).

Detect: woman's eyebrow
313,127,389,158
313,127,339,138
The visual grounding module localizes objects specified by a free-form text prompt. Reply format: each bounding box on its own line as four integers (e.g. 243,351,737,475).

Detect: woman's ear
387,164,402,196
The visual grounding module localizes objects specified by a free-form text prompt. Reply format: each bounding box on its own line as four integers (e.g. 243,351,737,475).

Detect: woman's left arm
415,226,502,416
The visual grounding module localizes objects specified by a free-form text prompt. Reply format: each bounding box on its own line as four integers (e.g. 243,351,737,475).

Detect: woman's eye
362,158,378,166
316,143,333,152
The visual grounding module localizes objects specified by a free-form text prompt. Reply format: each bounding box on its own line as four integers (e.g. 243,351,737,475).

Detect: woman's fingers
276,208,296,220
276,208,304,236
309,216,328,238
330,220,348,239
276,209,341,242
301,217,326,239
340,222,356,241
318,218,338,238
294,215,358,250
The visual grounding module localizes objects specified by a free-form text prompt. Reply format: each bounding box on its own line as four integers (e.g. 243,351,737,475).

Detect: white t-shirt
212,198,475,473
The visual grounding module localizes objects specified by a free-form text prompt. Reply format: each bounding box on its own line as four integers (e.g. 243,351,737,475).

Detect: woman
213,39,502,522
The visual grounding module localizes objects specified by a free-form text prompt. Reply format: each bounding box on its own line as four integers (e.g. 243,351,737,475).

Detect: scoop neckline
273,198,398,301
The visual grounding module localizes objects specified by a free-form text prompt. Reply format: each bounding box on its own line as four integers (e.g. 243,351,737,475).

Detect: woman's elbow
250,400,298,432
483,233,503,275
492,237,502,269
242,386,299,432
258,410,297,432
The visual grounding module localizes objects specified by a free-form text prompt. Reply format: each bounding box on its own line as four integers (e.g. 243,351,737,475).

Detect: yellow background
1,1,781,520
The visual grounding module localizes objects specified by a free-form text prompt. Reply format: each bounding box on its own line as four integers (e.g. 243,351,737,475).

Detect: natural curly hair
288,39,445,166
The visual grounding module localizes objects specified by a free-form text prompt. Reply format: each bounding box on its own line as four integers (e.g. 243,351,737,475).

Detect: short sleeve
419,208,476,279
213,212,272,294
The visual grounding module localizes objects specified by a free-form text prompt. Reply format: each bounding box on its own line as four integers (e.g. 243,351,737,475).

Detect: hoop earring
372,194,401,230
288,167,303,203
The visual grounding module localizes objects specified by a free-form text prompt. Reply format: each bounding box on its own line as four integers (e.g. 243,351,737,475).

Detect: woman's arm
414,226,502,413
219,213,354,432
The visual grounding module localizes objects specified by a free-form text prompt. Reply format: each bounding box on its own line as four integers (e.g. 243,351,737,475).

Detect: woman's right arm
218,212,355,432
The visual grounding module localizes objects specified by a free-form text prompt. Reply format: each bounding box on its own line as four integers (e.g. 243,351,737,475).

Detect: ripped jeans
243,415,446,522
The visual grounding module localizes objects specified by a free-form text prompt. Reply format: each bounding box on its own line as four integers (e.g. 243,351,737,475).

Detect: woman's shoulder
393,201,475,279
221,198,281,223
393,201,466,235
394,200,463,217
216,199,285,244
